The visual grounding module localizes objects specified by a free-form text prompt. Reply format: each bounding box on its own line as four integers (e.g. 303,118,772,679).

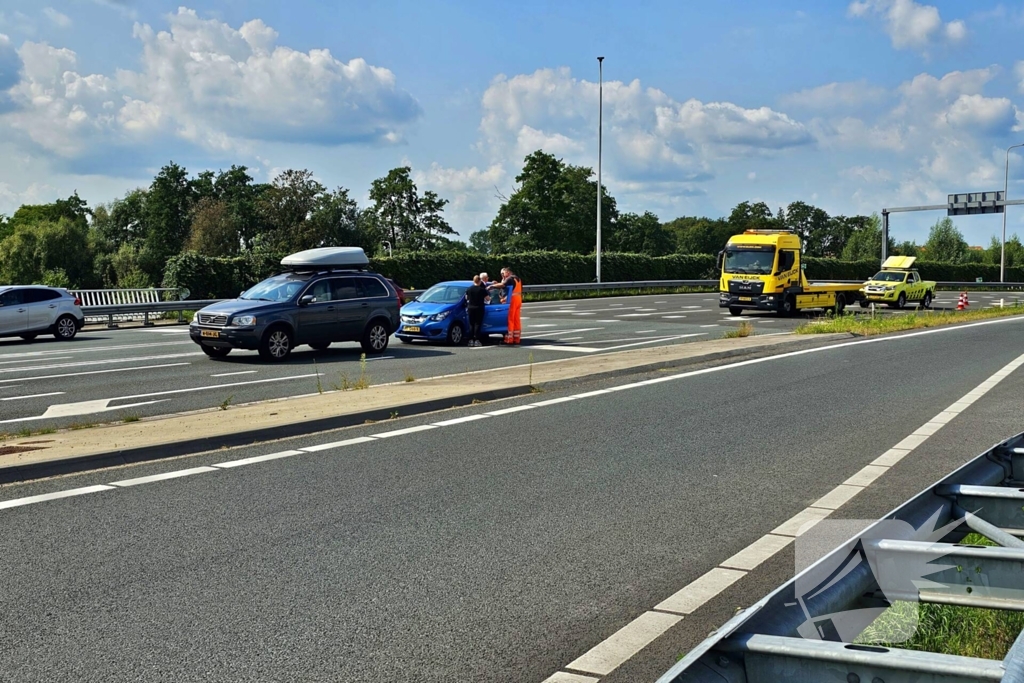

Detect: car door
0,289,28,335
483,294,509,334
328,277,367,341
356,276,395,330
24,288,61,331
294,279,338,344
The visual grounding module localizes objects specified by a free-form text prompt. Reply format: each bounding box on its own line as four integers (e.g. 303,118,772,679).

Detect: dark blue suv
190,250,401,361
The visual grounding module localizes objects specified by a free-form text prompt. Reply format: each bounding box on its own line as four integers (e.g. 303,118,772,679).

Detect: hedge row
163,250,1024,300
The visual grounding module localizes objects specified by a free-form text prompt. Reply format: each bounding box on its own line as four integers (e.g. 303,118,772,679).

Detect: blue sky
1,0,1024,246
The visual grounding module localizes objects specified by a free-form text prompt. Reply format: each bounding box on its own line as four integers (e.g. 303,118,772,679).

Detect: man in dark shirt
464,275,488,347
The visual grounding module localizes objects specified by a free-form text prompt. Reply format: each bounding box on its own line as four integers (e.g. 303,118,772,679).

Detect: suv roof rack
281,247,369,271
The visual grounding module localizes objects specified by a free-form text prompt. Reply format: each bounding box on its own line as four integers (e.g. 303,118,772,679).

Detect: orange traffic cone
956,292,966,311
963,292,970,307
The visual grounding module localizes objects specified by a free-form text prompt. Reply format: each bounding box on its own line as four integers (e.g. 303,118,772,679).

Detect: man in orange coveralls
489,267,522,345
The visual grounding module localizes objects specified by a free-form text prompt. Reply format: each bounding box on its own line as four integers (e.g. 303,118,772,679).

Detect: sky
1,0,1024,247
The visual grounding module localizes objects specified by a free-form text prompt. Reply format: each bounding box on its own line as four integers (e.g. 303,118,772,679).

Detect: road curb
0,334,850,485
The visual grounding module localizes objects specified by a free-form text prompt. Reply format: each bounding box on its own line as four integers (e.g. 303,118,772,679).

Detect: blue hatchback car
396,280,508,345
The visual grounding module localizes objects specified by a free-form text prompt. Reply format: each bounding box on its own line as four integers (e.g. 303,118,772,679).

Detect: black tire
834,294,846,316
361,320,391,354
445,321,466,346
259,326,293,361
896,292,907,310
53,315,78,340
19,333,37,341
859,300,870,309
778,295,796,317
201,345,231,358
921,291,933,309
309,341,331,351
729,307,742,316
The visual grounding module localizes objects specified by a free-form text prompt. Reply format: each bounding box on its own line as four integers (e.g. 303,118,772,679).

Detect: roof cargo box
281,247,369,270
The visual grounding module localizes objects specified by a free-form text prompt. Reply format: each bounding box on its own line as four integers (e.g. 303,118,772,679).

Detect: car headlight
430,310,451,322
233,315,257,326
885,285,896,291
191,312,199,324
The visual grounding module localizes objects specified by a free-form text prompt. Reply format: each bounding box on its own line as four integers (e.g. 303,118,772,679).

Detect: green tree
607,211,674,255
0,213,10,242
256,169,326,253
367,167,457,251
666,216,734,255
94,189,149,252
469,229,493,254
727,201,779,233
9,192,91,230
0,218,95,287
892,240,919,257
140,163,197,283
923,217,968,263
840,214,894,261
984,234,1024,267
487,150,616,253
187,198,240,257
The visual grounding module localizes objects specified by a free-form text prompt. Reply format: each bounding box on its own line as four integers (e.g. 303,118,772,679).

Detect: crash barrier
76,280,1024,328
657,430,1024,683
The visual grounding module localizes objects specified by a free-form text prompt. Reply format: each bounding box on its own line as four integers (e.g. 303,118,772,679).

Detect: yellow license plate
200,329,220,338
738,297,752,302
404,326,420,333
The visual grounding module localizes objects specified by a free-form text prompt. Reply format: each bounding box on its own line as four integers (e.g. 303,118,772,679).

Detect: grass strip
795,303,1024,336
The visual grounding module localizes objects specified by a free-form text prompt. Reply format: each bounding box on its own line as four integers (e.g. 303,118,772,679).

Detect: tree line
1,149,1021,289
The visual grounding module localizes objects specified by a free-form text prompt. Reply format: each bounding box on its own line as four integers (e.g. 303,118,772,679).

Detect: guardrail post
106,313,117,329
178,310,184,324
143,311,153,327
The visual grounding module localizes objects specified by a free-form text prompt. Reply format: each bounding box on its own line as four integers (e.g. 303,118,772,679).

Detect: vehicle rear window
357,277,390,298
22,289,61,303
0,289,23,306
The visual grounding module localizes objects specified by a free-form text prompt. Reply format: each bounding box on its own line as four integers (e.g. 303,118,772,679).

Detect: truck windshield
871,271,906,282
724,249,776,275
240,273,311,302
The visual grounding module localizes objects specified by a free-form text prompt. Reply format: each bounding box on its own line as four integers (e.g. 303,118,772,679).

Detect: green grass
795,302,1024,336
723,321,755,338
855,534,1024,659
121,414,141,423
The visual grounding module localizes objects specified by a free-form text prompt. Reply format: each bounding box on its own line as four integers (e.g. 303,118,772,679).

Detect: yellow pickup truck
859,256,935,309
718,230,865,316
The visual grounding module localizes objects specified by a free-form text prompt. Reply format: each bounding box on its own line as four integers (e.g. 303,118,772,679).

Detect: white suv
0,286,85,341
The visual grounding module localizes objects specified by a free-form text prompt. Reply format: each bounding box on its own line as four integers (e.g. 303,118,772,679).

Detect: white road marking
432,414,492,427
0,362,191,385
0,391,64,402
615,313,655,317
543,672,599,683
566,611,682,676
0,340,193,360
558,337,584,341
0,485,114,510
363,356,394,362
530,345,601,353
844,464,890,487
811,484,863,510
530,324,557,328
212,450,304,468
655,567,747,615
771,507,833,537
635,330,656,333
210,371,258,377
0,352,203,375
485,405,537,416
527,328,603,339
0,356,73,366
571,312,596,316
299,436,377,452
109,466,218,487
370,424,438,438
700,324,719,328
720,534,793,570
661,315,686,319
595,320,622,323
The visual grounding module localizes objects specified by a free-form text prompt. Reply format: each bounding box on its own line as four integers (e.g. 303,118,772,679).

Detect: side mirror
299,294,314,307
239,291,245,298
716,251,724,270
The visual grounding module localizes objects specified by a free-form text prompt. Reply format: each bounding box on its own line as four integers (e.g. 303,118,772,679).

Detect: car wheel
896,292,907,310
859,300,870,309
309,342,331,351
201,345,231,358
834,294,846,315
53,315,78,340
446,321,466,346
19,333,37,342
922,291,932,309
361,320,390,354
778,295,796,317
259,327,293,361
729,307,742,316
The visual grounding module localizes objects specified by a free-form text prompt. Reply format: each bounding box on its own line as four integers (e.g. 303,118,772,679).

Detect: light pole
1002,143,1024,283
596,56,604,283
382,240,392,258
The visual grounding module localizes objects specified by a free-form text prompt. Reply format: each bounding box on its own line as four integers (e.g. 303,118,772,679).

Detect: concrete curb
0,334,849,485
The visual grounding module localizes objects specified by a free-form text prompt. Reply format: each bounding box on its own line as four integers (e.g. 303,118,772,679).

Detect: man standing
490,267,522,345
464,275,488,347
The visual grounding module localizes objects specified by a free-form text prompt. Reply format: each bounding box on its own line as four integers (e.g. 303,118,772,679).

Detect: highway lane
0,290,1014,430
2,316,1023,682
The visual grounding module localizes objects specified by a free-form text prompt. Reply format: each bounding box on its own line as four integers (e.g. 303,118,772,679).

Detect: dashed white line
655,567,747,615
210,371,258,377
635,330,656,333
299,436,377,452
0,391,64,401
0,485,115,510
109,467,218,487
212,450,304,468
566,611,683,676
370,424,438,439
0,362,192,385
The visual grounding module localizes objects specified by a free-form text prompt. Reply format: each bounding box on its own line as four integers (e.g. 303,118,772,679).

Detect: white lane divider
110,466,219,487
212,450,305,469
0,356,73,366
526,328,604,339
0,485,115,510
211,371,258,377
0,392,64,402
0,340,193,361
0,362,192,386
0,352,203,375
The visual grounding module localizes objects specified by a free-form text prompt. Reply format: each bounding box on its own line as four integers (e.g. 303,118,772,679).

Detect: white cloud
0,7,421,170
779,80,887,111
941,94,1017,135
747,171,757,180
0,11,35,36
848,0,966,53
413,162,506,214
43,8,72,28
840,165,893,183
1016,61,1024,94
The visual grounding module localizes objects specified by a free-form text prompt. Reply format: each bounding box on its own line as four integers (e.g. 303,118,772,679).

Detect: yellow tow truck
718,229,865,316
859,256,935,309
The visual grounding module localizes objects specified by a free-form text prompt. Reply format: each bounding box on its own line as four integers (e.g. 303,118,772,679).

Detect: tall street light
596,56,604,283
1003,142,1024,283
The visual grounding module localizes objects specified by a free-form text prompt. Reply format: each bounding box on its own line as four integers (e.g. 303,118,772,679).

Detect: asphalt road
2,315,1023,682
0,290,1013,431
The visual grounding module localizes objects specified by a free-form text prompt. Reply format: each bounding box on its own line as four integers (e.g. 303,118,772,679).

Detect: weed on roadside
219,395,233,411
390,411,399,420
122,415,141,423
723,321,754,338
68,422,97,431
15,428,31,438
471,398,487,405
404,369,415,383
796,303,1024,336
314,360,323,394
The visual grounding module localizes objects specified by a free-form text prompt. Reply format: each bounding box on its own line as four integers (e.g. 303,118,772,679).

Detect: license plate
404,326,420,333
200,329,220,338
739,297,752,302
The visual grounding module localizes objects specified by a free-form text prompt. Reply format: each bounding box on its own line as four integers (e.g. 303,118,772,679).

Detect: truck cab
718,230,864,316
860,256,935,309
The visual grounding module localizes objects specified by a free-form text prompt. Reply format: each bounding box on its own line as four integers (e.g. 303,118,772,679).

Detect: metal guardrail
658,431,1024,683
82,300,219,328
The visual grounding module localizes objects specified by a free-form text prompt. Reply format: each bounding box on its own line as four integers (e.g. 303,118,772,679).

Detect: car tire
309,342,331,351
896,292,907,310
445,321,466,346
729,307,742,316
921,291,932,309
53,315,78,341
778,295,796,317
201,345,231,358
859,300,870,309
259,326,293,361
360,320,390,354
19,333,37,341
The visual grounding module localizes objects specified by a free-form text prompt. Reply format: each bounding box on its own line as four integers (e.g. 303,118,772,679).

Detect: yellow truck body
859,256,936,309
717,230,864,316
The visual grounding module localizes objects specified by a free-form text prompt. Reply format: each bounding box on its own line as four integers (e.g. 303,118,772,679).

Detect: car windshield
419,284,467,304
871,271,906,282
724,249,775,275
240,273,310,302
